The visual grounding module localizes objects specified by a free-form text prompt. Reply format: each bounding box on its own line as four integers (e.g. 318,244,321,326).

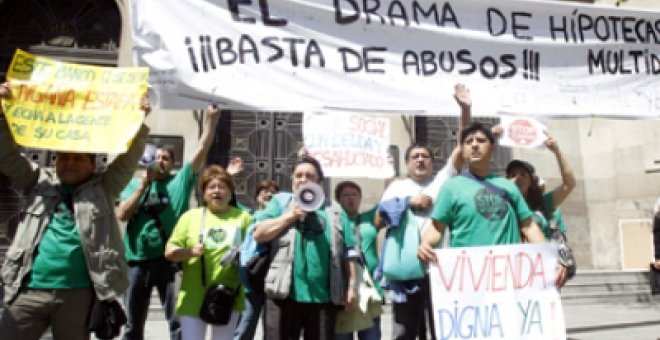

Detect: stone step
561,290,660,305
568,270,649,285
560,270,658,305
561,281,649,294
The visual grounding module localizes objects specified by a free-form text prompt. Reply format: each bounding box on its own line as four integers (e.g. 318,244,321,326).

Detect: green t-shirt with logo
344,206,383,298
431,174,533,247
29,185,91,289
259,197,355,303
168,206,253,317
121,162,196,261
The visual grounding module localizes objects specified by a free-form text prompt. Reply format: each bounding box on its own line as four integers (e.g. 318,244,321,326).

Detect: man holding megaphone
115,104,221,340
253,156,358,340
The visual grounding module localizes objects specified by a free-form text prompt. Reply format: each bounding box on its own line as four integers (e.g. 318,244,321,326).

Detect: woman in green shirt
165,165,253,340
505,131,576,239
505,131,576,285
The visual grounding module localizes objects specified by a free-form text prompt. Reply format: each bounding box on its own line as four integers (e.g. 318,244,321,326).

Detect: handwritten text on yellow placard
1,49,149,154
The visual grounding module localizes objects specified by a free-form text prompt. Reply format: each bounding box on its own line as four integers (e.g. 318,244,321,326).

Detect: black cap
506,159,535,177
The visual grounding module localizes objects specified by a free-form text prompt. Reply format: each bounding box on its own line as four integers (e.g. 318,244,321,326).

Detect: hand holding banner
498,115,548,149
1,50,149,154
429,244,566,340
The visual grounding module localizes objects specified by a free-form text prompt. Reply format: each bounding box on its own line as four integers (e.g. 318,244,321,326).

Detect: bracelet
349,282,358,290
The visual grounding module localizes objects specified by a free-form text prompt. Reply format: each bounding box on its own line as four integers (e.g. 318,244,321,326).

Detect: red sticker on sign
507,119,538,146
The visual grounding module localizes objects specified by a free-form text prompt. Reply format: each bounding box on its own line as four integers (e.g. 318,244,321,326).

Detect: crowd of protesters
0,81,579,340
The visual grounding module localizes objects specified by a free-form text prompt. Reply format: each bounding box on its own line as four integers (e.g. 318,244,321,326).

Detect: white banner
131,0,660,117
499,115,548,149
429,244,566,340
303,112,393,178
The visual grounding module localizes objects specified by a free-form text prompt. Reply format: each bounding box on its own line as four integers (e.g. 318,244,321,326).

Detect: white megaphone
294,182,325,212
138,143,161,171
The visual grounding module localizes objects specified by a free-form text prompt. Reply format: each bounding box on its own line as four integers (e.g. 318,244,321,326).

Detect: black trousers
265,298,338,340
392,275,436,340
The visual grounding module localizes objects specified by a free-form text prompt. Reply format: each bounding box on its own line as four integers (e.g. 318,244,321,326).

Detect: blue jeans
233,290,265,340
335,317,381,340
122,258,181,340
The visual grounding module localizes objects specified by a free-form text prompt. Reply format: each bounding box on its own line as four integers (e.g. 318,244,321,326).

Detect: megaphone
138,143,161,171
294,182,325,212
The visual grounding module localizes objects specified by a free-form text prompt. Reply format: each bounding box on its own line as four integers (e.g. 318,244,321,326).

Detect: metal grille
414,116,511,173
208,111,307,210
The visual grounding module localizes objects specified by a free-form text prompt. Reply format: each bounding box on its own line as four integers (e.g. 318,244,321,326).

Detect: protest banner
1,49,149,154
131,0,659,117
303,112,393,178
499,115,548,149
429,243,566,340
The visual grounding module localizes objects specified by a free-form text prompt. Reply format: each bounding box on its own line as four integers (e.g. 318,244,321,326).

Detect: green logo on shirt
206,228,227,247
474,188,508,220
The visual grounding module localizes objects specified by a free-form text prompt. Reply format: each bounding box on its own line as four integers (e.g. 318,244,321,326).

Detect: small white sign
303,112,393,179
499,116,548,149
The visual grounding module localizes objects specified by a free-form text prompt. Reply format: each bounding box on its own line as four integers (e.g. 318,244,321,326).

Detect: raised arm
115,169,152,222
450,83,472,172
190,104,221,174
454,83,472,131
103,95,151,199
545,130,576,208
0,82,39,191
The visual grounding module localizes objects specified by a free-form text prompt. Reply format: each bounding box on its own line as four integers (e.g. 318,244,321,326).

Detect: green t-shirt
344,206,383,298
530,211,550,240
29,185,91,289
537,192,567,240
431,174,532,247
259,196,355,303
121,163,196,261
167,206,253,317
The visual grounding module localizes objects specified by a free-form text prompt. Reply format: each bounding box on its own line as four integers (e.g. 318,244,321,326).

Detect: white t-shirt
381,162,457,244
654,197,660,217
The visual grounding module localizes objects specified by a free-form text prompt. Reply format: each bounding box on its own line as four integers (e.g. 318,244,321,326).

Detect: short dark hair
255,179,279,198
156,145,175,164
55,152,96,163
506,159,535,178
293,156,324,182
404,143,434,162
460,122,495,145
334,181,361,201
506,159,547,217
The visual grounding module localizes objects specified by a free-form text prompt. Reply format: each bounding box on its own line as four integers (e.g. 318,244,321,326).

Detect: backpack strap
199,208,208,287
328,204,347,305
461,171,512,206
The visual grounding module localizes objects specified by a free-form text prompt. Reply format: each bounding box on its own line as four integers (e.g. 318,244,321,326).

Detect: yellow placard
1,49,149,154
